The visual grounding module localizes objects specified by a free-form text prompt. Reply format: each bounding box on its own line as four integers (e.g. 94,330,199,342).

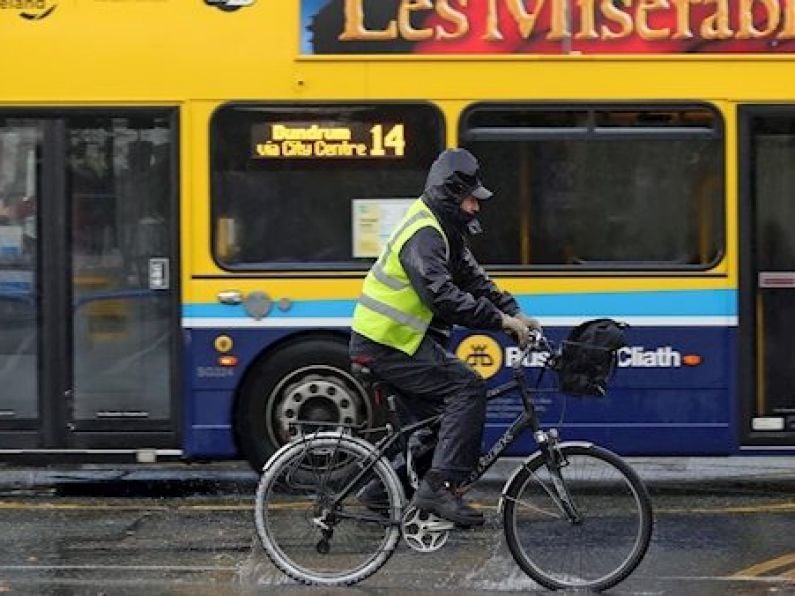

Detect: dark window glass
68,115,175,421
750,115,795,418
593,109,715,128
753,116,795,271
467,108,590,130
211,103,444,268
0,120,40,420
462,106,724,268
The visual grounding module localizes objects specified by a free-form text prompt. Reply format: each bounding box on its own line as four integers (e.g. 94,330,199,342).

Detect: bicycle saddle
351,358,376,387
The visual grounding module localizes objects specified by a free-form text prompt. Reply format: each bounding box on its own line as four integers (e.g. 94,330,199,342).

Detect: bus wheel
235,337,373,471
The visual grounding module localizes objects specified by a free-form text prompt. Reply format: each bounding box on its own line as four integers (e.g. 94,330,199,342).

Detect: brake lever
511,331,544,372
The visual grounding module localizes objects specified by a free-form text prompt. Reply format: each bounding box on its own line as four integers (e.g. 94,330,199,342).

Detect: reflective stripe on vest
351,198,448,356
357,294,428,332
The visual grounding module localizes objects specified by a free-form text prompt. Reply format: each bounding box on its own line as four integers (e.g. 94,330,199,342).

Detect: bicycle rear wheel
502,443,652,591
255,433,405,586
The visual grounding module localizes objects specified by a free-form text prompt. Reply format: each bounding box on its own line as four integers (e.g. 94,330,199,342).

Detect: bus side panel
182,326,352,459
181,328,237,459
183,323,738,459
484,325,738,456
182,327,301,459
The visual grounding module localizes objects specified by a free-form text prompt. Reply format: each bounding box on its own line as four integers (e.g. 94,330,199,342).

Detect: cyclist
350,148,541,527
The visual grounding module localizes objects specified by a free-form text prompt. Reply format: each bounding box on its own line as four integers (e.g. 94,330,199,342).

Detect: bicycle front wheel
503,443,652,591
255,433,405,586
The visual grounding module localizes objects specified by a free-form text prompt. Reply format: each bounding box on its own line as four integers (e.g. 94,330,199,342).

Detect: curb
1,456,794,495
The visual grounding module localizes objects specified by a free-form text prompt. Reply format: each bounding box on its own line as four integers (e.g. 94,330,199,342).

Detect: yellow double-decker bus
1,0,793,468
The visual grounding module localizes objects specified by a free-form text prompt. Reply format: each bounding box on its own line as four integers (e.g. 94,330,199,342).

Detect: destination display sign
251,121,406,159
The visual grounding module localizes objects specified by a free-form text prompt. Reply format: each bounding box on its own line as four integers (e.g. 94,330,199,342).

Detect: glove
502,313,531,347
516,312,542,334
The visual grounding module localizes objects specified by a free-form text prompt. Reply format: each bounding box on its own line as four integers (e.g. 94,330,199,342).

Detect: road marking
733,552,795,578
657,575,795,583
0,502,168,511
0,502,250,511
0,565,237,572
656,502,795,515
2,499,794,514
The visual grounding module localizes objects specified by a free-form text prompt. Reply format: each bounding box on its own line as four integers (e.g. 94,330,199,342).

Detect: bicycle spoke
255,436,402,585
529,467,573,519
501,494,562,520
504,445,652,591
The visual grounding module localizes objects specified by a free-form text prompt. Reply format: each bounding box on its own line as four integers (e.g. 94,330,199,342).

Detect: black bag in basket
555,318,627,396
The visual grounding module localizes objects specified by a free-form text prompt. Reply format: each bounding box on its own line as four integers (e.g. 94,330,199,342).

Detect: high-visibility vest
352,198,449,356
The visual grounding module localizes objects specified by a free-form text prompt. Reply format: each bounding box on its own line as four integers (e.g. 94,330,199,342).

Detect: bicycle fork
536,429,583,525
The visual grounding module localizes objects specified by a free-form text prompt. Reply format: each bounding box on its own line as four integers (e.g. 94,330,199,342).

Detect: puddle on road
461,539,540,592
237,519,542,593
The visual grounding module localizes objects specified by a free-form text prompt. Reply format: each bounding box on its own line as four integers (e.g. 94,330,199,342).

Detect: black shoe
413,478,484,528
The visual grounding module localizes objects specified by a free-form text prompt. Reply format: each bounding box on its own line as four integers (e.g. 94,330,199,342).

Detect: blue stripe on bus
183,300,352,318
182,288,737,318
515,288,736,316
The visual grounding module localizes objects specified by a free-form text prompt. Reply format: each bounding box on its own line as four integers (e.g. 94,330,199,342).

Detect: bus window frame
208,100,446,273
459,101,726,274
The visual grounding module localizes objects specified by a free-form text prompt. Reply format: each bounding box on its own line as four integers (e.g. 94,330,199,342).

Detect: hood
423,148,492,235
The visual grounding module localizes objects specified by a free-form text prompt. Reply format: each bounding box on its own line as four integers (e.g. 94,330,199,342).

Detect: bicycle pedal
424,516,455,532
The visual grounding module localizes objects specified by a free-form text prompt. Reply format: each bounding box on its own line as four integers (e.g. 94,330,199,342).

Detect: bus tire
235,336,374,471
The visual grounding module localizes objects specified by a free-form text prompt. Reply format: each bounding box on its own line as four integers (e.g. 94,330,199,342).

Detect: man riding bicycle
350,148,541,527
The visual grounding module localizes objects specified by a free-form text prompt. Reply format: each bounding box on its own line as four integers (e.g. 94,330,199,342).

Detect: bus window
460,105,724,269
210,103,444,269
0,121,40,421
749,114,795,429
68,115,176,423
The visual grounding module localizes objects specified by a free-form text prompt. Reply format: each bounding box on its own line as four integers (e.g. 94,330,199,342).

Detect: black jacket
398,194,518,338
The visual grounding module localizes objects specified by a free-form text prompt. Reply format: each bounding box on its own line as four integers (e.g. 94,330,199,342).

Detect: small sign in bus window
352,198,414,258
251,122,405,159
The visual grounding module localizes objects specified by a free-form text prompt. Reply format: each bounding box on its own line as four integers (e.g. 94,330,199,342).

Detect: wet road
0,460,794,595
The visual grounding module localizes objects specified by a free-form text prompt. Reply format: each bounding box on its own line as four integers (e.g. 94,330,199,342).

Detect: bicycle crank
401,505,454,553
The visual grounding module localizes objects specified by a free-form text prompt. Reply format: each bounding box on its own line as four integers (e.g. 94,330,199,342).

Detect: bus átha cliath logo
1,0,56,19
302,0,795,54
456,334,504,380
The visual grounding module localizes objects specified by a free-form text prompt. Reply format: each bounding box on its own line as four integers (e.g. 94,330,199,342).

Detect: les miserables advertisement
300,0,795,54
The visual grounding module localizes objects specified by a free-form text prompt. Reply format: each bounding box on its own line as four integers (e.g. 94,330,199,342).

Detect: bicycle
254,330,653,591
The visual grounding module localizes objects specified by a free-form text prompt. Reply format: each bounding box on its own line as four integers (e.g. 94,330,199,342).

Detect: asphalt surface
0,456,794,595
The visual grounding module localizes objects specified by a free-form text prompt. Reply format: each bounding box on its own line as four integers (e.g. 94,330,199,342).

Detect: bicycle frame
258,335,651,590
305,340,576,524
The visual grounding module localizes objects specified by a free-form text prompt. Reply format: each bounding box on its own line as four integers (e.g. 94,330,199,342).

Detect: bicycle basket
554,318,627,397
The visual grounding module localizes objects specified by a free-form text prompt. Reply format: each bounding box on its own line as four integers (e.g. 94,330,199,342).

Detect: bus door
740,107,795,448
0,111,180,454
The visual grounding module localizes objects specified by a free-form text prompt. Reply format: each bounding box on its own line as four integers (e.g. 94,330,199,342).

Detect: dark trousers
351,333,487,483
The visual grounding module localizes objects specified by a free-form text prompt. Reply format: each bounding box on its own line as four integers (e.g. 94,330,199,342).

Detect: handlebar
510,330,550,372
